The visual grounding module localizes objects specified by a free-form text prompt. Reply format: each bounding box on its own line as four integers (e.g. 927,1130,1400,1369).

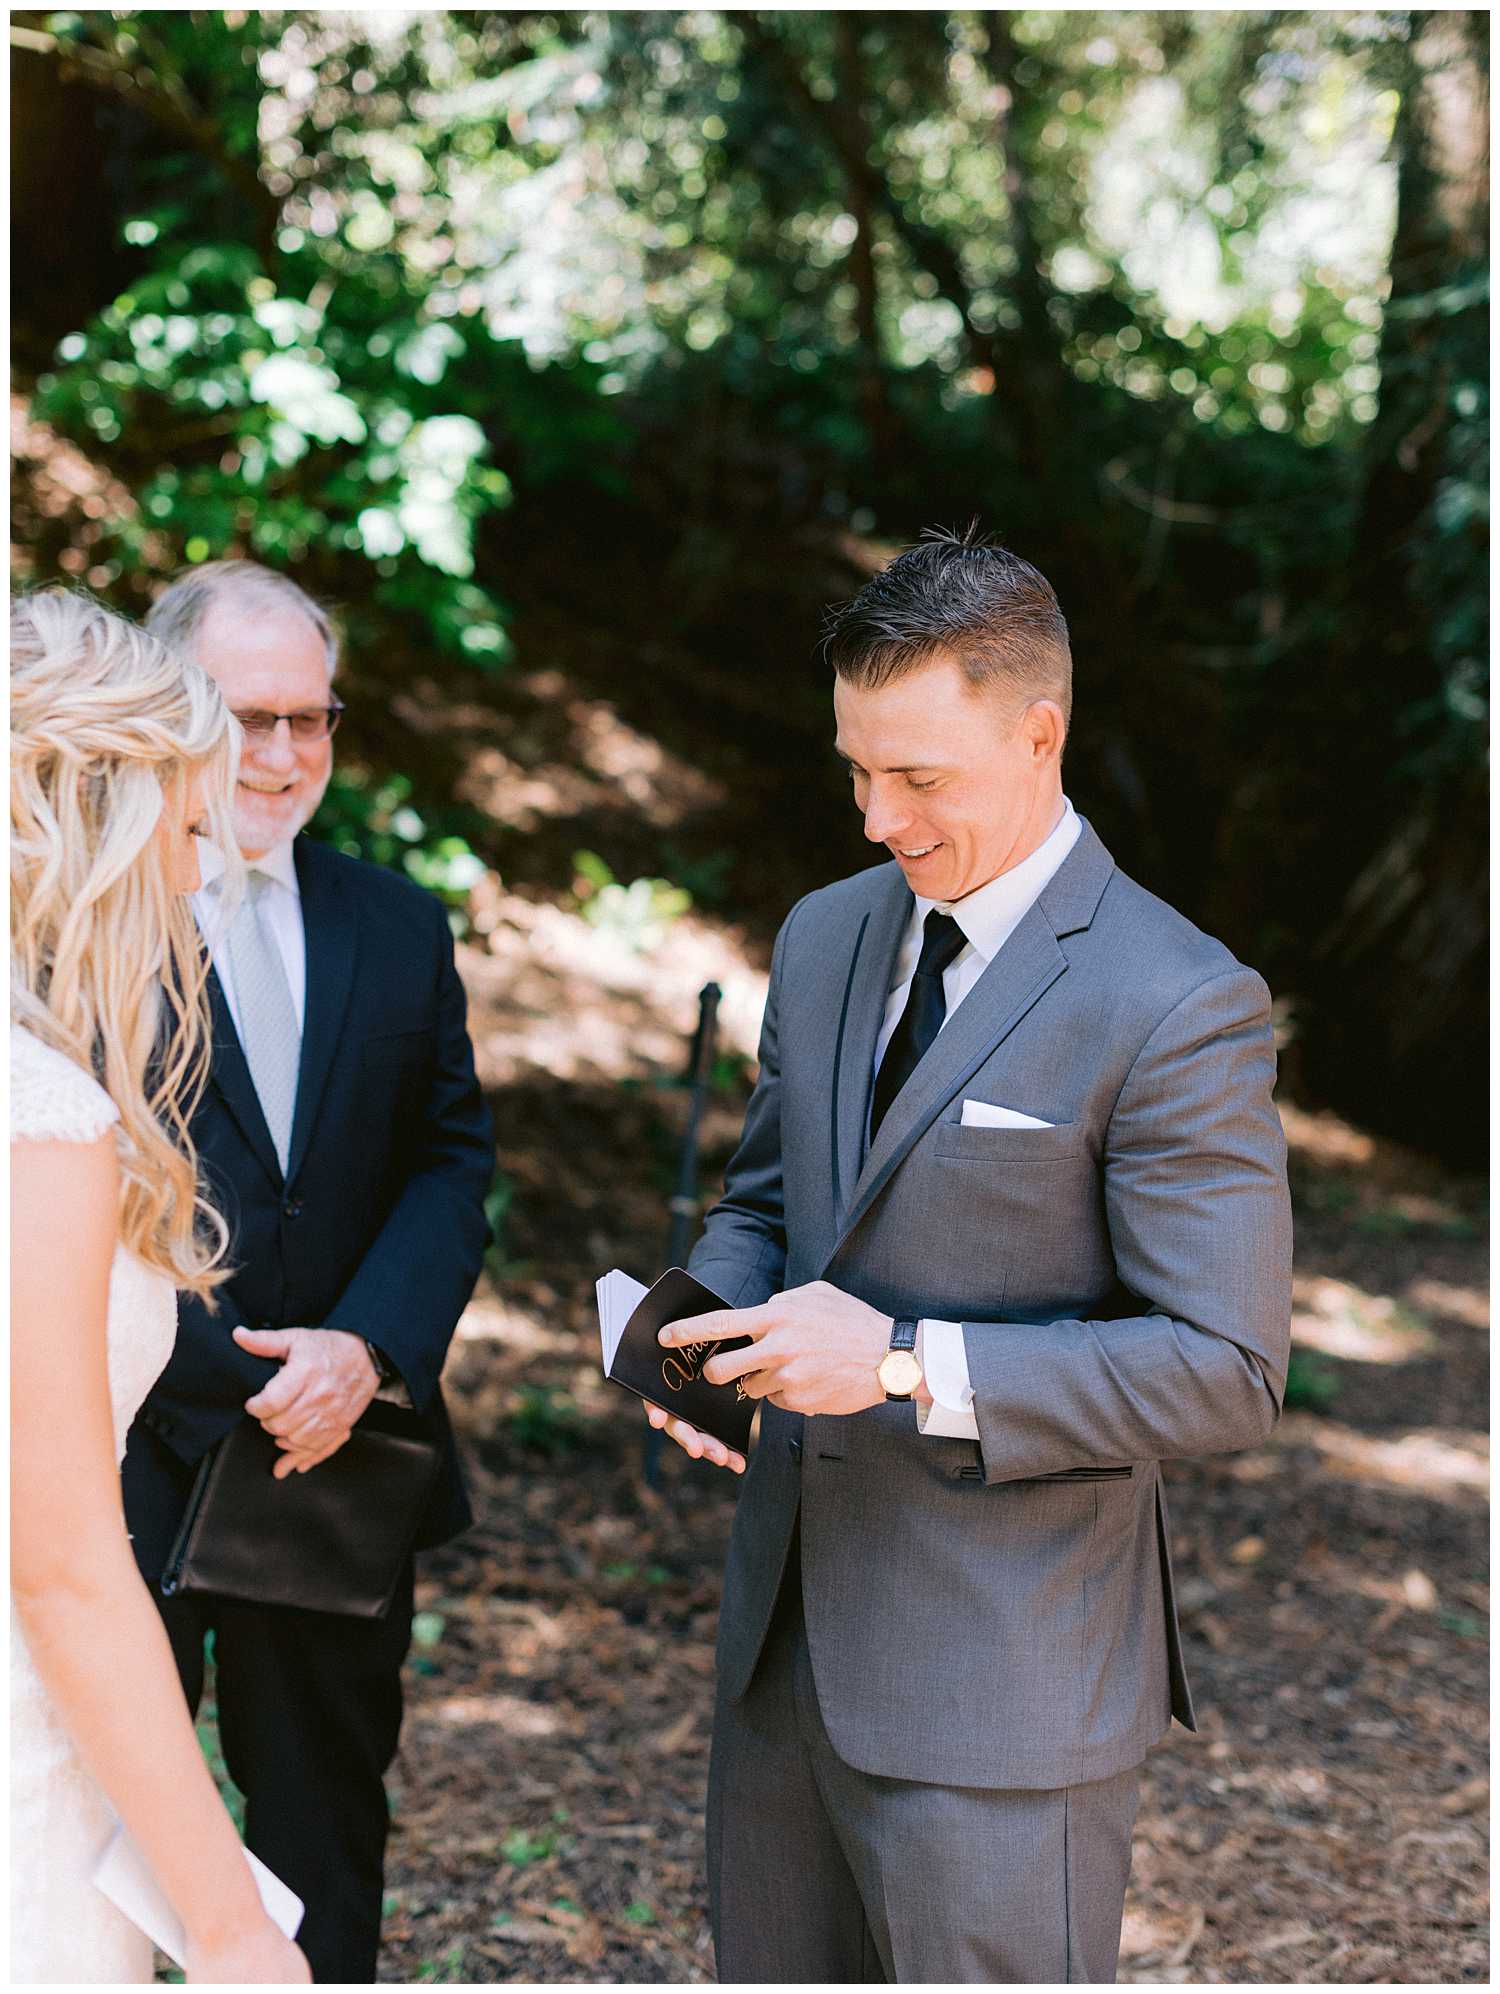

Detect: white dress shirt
191,836,409,1401
192,838,307,1040
869,801,1083,1439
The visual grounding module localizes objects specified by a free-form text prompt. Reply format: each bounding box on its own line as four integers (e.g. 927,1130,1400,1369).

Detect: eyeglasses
232,700,345,743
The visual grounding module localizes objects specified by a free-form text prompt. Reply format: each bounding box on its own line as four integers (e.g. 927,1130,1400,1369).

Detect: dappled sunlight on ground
1279,1100,1377,1167
1292,1272,1437,1362
1406,1276,1489,1329
1278,1413,1487,1501
452,1295,576,1356
430,1692,574,1739
458,890,767,1089
434,667,726,838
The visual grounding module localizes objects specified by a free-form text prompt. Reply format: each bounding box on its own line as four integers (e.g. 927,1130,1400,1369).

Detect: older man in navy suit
122,562,494,1982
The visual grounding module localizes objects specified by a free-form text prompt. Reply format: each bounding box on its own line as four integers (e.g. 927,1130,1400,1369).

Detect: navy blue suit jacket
124,834,494,1575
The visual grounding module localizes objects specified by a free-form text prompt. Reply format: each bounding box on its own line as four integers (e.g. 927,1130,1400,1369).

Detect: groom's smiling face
833,649,1062,904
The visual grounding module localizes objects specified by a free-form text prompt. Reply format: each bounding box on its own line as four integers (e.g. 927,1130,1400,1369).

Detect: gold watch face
878,1348,924,1398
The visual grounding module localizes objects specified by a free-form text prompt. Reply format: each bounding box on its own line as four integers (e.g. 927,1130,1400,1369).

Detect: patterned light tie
223,869,301,1173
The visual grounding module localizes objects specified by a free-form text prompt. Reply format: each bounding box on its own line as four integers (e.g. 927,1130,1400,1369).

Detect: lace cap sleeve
10,1025,120,1145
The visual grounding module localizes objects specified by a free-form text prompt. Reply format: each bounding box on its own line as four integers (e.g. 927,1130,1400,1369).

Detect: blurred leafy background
10,7,1488,1162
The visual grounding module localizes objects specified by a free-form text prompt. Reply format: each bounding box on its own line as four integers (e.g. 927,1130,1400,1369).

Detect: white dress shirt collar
197,836,301,898
915,799,1081,967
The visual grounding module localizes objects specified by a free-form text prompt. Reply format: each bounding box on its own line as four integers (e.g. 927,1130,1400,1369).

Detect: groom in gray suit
649,528,1293,1982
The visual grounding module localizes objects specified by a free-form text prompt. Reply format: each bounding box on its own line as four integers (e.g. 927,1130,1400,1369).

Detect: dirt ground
360,892,1488,1986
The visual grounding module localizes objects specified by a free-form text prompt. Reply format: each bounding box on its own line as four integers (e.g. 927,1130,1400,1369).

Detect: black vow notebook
595,1266,756,1454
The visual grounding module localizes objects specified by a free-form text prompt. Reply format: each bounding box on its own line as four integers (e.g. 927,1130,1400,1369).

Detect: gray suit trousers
708,1534,1141,1985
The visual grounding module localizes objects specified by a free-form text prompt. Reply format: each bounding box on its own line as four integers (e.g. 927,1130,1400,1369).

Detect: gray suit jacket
689,819,1292,1791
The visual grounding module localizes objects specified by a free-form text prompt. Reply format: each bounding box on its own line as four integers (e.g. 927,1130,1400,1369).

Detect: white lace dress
10,1024,177,1984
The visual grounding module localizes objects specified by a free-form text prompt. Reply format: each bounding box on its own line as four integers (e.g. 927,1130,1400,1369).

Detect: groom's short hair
823,525,1072,726
146,560,340,678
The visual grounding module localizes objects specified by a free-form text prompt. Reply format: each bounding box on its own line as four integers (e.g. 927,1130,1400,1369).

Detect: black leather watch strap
364,1339,398,1387
889,1316,919,1355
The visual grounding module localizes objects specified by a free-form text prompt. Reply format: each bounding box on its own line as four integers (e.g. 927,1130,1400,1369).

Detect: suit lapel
205,961,284,1188
284,838,359,1188
823,818,1116,1263
829,865,912,1227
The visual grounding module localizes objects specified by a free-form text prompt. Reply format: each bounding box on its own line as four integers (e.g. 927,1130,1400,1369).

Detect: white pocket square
960,1099,1054,1130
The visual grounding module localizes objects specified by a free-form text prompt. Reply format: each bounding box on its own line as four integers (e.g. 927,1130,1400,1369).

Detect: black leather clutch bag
160,1406,442,1619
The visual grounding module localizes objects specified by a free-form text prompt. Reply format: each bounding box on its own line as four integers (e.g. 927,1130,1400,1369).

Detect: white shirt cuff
915,1319,980,1440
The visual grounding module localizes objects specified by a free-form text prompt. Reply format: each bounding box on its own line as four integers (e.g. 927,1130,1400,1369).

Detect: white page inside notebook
595,1268,649,1370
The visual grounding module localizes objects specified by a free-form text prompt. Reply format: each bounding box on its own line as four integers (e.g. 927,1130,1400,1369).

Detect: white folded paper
93,1824,304,1968
960,1099,1054,1129
595,1267,649,1371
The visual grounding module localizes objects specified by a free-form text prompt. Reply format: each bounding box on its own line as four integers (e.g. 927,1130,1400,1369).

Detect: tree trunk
1300,10,1489,1163
831,14,897,478
980,12,1074,492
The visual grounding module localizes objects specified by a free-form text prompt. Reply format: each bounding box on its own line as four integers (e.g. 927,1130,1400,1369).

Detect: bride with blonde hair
11,589,309,1984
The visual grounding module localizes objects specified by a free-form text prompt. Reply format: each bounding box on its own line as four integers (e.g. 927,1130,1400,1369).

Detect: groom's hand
235,1325,380,1478
659,1281,902,1418
642,1401,746,1474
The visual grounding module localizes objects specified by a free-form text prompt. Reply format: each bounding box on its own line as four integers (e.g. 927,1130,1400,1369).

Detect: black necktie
870,910,968,1142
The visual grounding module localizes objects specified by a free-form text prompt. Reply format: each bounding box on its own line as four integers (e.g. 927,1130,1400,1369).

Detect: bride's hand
185,1918,310,1983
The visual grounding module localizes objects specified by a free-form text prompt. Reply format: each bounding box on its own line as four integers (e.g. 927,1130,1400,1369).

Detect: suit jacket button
282,1199,303,1219
788,1436,802,1457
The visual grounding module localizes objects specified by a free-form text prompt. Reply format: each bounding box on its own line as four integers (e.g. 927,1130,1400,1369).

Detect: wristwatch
364,1339,398,1388
877,1316,923,1402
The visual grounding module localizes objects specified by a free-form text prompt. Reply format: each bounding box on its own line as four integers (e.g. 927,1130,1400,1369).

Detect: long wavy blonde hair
11,590,243,1299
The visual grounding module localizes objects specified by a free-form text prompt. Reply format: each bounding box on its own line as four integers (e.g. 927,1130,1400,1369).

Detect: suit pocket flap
933,1119,1087,1161
958,1463,1134,1484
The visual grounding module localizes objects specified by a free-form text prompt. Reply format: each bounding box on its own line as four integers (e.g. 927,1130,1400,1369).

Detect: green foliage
571,850,692,952
1283,1350,1342,1413
194,1657,246,1835
415,1941,470,1982
658,844,734,908
1354,1204,1479,1242
1292,1169,1357,1217
1438,1611,1488,1643
501,1821,573,1865
1390,267,1489,783
600,1561,672,1585
10,9,1487,1155
570,850,617,899
710,1048,754,1093
483,1177,516,1280
311,769,487,927
35,238,517,630
507,1385,585,1458
25,10,628,665
411,1611,447,1650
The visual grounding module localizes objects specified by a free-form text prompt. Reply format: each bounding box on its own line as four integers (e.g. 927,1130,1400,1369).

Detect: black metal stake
644,981,722,1488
